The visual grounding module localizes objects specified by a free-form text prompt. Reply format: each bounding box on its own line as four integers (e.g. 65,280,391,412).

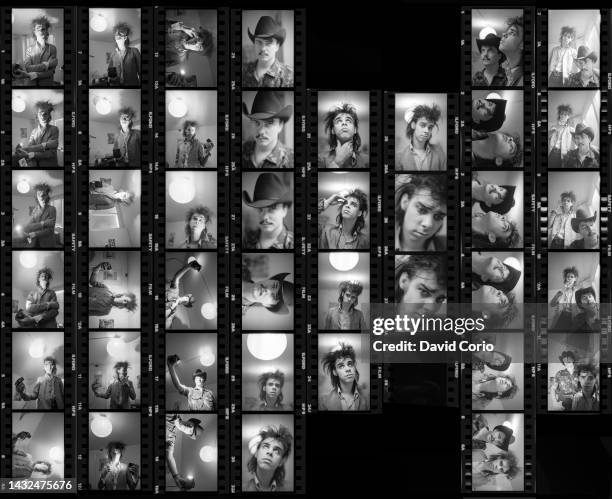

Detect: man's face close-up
257,203,288,235
398,269,446,310
401,188,447,244
579,220,596,240
120,114,131,130
574,133,591,150
249,279,280,308
183,126,196,139
251,118,283,147
332,113,356,143
333,356,356,385
256,437,285,471
254,37,280,63
36,190,47,206
189,213,207,232
412,117,436,144
482,256,509,283
264,377,282,399
37,108,51,126
578,370,596,392
500,24,523,52
483,183,508,206
43,360,54,375
472,98,496,122
38,273,50,289
341,196,362,222
480,45,501,66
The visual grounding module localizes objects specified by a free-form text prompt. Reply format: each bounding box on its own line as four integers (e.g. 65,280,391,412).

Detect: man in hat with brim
473,423,516,452
569,207,598,249
166,413,206,491
563,123,599,169
243,172,294,249
166,354,216,411
572,286,600,332
242,271,294,315
550,350,578,411
472,97,507,133
471,252,522,295
165,257,202,329
473,33,507,86
243,15,294,88
567,46,599,87
242,90,294,168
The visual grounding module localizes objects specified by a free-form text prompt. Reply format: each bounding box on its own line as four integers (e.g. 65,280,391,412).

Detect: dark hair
247,425,293,486
118,106,136,129
395,255,447,303
575,363,598,394
560,351,576,365
113,361,129,372
477,350,513,371
395,174,447,233
182,120,198,130
557,104,573,119
406,104,442,140
34,183,52,205
560,191,576,203
500,133,523,168
31,16,51,39
105,441,126,462
113,22,132,46
472,283,519,328
43,356,57,366
321,342,359,390
477,184,516,215
323,102,362,155
337,280,364,310
258,370,285,403
506,16,523,34
478,374,518,400
472,219,521,249
113,292,138,312
184,205,213,238
34,100,54,114
484,451,521,480
559,26,576,44
335,189,368,236
562,266,579,281
36,267,53,287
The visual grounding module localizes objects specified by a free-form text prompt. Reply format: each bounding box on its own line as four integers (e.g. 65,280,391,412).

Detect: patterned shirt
23,124,59,167
176,232,217,249
396,141,446,171
242,139,294,168
319,386,369,411
563,148,599,169
113,129,141,166
185,386,216,411
472,66,507,87
174,136,212,167
502,59,523,86
566,71,599,88
549,209,575,247
243,226,295,250
554,368,578,400
24,42,58,85
242,59,294,88
20,373,64,410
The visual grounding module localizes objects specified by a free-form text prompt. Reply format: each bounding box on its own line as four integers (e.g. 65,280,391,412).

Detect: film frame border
382,90,461,407
534,7,612,416
0,5,77,484
305,89,383,414
74,6,155,491
229,7,306,494
152,6,231,494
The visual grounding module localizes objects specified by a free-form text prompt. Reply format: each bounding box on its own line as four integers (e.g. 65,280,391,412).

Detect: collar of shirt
502,59,523,81
251,225,292,248
337,386,359,401
261,59,284,78
246,139,289,167
253,474,277,492
333,223,360,241
408,140,432,156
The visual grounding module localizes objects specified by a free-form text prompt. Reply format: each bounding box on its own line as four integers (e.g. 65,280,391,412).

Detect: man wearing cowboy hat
242,15,293,88
572,286,600,332
243,172,294,249
166,413,205,491
242,269,294,315
245,424,293,492
564,124,599,169
165,257,202,329
550,350,578,411
568,207,599,249
473,33,507,87
166,354,216,411
471,252,521,295
242,90,294,168
567,46,599,88
471,97,507,133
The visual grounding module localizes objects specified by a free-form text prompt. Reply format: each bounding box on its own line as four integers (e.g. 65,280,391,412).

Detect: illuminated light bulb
90,14,107,32
15,225,23,233
479,27,496,40
200,445,216,463
168,97,187,118
29,339,45,358
95,97,111,115
49,446,64,463
169,177,195,204
329,252,359,272
187,474,194,480
486,92,502,100
12,96,26,113
106,337,125,358
247,333,287,361
201,302,217,320
180,69,185,75
19,251,38,269
90,415,112,438
17,179,30,194
199,346,215,367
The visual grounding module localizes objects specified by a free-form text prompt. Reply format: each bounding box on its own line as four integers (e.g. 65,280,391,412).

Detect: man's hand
167,354,180,366
334,141,353,165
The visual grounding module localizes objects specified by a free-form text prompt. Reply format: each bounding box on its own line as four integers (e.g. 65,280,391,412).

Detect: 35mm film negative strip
0,6,78,486
229,8,307,494
381,91,461,408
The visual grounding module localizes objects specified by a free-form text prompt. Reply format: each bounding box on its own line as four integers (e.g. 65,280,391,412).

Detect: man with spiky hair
15,356,64,410
108,22,141,86
323,280,368,331
250,370,291,411
113,106,141,166
397,104,446,170
14,15,58,86
92,361,137,409
174,120,214,168
245,425,293,492
499,15,524,86
98,441,139,490
176,205,217,249
22,182,58,248
17,266,60,328
318,102,369,168
89,261,138,318
320,342,369,411
15,100,59,167
318,188,369,249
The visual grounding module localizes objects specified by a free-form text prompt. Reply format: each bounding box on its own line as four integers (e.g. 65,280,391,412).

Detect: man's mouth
262,458,272,465
413,230,430,238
